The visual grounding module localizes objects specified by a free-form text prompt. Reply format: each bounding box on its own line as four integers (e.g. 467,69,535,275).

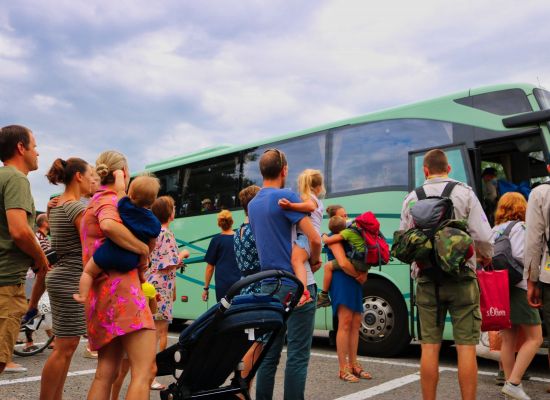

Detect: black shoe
20,308,38,326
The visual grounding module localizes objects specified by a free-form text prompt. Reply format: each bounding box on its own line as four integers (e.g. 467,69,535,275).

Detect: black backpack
492,221,524,286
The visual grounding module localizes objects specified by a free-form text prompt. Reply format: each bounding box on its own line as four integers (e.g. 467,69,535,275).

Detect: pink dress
146,228,179,322
80,188,155,351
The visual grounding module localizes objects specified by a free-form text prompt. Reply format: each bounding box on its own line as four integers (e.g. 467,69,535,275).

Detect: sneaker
83,348,98,359
20,308,38,326
501,382,531,400
316,291,331,308
495,370,505,386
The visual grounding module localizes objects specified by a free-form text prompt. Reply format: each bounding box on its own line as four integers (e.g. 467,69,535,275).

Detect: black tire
13,315,55,357
357,278,410,357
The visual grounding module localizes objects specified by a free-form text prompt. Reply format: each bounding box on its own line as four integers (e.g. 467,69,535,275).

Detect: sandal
351,363,372,380
339,367,359,383
297,290,313,307
150,380,166,390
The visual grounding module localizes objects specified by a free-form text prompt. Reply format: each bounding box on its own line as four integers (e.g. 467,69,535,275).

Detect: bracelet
203,287,209,291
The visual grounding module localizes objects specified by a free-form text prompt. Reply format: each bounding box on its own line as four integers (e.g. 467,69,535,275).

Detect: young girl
278,169,325,304
73,174,162,303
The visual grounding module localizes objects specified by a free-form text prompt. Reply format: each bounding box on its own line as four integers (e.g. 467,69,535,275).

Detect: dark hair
239,185,261,215
326,204,344,218
152,196,175,224
259,148,287,180
0,125,31,162
423,149,448,174
46,158,89,186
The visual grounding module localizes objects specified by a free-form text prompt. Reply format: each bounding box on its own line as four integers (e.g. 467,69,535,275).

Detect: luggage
350,212,390,266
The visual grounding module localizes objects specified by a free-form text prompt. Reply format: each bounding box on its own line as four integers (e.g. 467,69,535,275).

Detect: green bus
141,83,550,357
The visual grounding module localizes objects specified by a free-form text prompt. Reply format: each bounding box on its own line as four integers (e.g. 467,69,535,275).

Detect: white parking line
333,373,420,400
0,369,96,386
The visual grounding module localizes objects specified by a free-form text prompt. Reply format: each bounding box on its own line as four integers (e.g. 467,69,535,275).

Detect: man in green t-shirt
0,125,48,374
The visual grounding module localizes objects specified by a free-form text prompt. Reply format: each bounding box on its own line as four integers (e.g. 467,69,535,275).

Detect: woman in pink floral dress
80,151,155,400
147,196,189,356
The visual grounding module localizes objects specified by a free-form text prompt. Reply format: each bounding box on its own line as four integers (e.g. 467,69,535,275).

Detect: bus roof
144,82,538,172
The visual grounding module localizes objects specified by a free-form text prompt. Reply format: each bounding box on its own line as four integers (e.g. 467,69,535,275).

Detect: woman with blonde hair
80,150,156,400
202,210,241,302
493,192,543,400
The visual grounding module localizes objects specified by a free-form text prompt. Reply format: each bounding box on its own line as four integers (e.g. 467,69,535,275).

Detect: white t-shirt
491,221,527,290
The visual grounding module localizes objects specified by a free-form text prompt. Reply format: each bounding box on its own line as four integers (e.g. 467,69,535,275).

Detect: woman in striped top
40,157,93,400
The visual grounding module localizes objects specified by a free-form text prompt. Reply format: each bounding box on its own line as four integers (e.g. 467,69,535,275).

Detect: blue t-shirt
248,188,305,274
204,233,241,302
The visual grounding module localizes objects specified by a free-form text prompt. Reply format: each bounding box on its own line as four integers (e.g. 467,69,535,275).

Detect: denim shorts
294,234,311,258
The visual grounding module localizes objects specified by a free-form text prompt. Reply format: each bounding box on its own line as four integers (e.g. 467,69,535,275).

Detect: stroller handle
223,270,304,309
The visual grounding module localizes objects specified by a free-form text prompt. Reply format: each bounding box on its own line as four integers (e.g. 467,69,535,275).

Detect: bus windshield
534,88,550,110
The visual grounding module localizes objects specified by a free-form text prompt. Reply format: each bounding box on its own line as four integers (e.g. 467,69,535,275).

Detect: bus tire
357,278,410,357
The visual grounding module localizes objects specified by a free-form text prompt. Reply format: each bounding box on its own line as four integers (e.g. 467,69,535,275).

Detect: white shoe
501,382,531,400
4,364,27,373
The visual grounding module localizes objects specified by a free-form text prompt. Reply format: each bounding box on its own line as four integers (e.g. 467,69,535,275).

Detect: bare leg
290,245,309,304
348,312,362,367
123,329,157,400
87,338,124,400
336,306,353,370
500,326,518,381
420,343,441,400
40,336,80,400
74,258,103,303
322,262,334,293
154,320,169,352
111,357,130,400
456,344,477,400
508,324,543,384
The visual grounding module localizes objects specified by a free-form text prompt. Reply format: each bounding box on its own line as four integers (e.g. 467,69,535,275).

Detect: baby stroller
155,270,303,400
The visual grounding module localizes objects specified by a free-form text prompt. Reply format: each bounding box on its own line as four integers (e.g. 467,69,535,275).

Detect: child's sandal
351,363,372,380
339,367,359,383
297,289,312,307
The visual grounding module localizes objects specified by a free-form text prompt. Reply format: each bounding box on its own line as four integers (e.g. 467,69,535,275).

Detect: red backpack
352,212,390,266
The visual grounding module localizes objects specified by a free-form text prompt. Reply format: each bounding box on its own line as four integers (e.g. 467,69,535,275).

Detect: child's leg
290,244,309,293
322,261,335,293
73,258,103,303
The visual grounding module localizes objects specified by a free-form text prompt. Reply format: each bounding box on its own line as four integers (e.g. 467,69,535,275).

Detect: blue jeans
256,282,317,400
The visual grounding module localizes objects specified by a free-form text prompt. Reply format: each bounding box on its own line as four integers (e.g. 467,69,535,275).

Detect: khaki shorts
331,258,369,273
415,271,481,345
0,284,26,364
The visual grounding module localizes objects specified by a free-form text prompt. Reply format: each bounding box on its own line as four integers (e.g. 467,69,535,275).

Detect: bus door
406,143,474,338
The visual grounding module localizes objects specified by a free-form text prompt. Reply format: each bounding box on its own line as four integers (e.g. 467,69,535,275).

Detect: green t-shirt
340,224,366,253
0,165,36,286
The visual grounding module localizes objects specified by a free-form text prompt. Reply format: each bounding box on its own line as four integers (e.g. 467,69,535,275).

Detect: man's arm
399,193,414,231
6,209,48,273
297,216,321,270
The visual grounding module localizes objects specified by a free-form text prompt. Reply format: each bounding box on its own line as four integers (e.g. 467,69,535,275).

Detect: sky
1,0,549,210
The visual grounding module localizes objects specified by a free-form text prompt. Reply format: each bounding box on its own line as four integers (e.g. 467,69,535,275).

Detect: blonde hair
297,169,325,201
128,175,161,208
217,209,233,231
95,151,128,185
495,192,527,225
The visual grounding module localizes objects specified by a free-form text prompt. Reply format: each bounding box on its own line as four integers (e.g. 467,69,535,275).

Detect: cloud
31,94,73,111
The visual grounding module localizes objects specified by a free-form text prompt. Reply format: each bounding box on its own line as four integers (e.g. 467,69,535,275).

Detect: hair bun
95,163,110,178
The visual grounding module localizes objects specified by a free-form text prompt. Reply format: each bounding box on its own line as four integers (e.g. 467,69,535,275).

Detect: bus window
330,119,453,194
242,134,326,192
179,154,240,216
410,146,471,189
454,89,532,116
534,88,550,110
156,168,184,214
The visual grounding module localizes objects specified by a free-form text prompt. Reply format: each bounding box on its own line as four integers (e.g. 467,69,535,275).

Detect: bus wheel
357,278,410,357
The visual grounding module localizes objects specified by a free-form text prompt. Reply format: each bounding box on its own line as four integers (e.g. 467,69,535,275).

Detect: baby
74,175,162,303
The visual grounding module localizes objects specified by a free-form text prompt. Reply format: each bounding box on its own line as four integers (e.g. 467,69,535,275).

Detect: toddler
74,175,162,303
317,215,369,307
278,169,325,305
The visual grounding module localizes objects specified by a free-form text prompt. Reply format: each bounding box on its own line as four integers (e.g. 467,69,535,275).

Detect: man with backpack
398,149,493,400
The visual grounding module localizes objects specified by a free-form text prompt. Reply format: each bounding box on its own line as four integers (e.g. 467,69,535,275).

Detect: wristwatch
203,287,209,291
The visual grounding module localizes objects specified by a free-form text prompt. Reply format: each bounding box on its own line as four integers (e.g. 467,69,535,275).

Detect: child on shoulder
278,169,325,305
74,173,162,303
317,215,369,307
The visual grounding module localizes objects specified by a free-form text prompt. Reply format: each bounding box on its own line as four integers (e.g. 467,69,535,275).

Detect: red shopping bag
477,268,511,332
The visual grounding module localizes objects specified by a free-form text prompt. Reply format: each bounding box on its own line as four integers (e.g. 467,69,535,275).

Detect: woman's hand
112,169,126,196
355,272,368,285
201,288,209,302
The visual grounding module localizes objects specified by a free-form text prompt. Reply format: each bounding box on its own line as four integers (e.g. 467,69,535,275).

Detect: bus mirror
503,109,550,128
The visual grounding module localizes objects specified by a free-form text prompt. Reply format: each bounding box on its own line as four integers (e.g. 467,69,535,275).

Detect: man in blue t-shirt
248,148,321,400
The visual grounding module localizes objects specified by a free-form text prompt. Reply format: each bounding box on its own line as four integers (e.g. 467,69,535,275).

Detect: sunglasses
263,148,285,168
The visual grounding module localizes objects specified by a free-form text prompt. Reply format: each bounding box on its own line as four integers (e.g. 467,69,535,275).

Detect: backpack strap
415,186,427,200
441,181,459,198
502,220,519,237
